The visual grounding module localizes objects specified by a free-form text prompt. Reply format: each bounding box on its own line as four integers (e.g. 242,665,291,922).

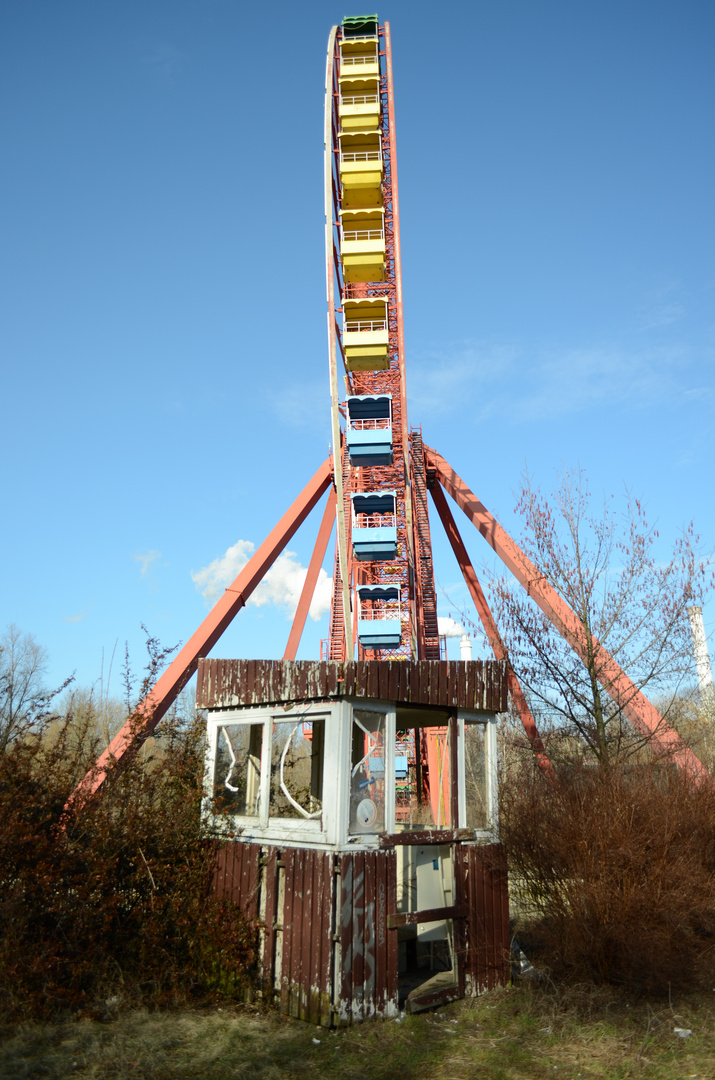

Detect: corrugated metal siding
211,842,403,1024
461,843,511,993
197,659,508,713
338,849,398,1022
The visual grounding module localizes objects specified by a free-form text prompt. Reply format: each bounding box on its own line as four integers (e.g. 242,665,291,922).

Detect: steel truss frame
68,444,706,814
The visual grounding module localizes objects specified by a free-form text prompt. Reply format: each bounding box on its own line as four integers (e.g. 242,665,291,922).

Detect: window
269,719,324,819
211,722,263,819
463,721,488,830
349,709,386,834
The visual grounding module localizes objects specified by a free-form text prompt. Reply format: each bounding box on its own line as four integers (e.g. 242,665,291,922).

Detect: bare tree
488,469,713,767
0,624,62,751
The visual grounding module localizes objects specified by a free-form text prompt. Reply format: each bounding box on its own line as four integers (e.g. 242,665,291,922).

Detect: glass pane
464,722,488,829
213,723,263,818
349,709,386,834
394,710,452,831
269,719,324,819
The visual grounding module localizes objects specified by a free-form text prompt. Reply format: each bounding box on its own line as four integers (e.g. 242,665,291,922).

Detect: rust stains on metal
197,659,508,713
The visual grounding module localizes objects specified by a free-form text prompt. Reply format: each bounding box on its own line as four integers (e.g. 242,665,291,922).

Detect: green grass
2,985,715,1080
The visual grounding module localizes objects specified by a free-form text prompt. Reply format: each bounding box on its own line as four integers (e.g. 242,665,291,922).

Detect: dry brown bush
0,704,258,1021
501,757,715,992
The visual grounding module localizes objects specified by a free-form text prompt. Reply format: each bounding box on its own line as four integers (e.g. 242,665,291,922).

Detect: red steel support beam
430,482,554,778
67,458,334,813
283,487,336,661
425,445,709,780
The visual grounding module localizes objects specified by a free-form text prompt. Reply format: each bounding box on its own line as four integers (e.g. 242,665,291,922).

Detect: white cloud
133,550,162,576
408,338,705,425
192,541,332,621
438,616,465,638
142,43,186,80
63,610,88,624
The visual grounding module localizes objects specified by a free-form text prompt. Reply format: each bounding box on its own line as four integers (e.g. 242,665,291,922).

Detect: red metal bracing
425,446,709,781
411,428,441,659
284,488,336,661
66,458,333,813
429,479,554,778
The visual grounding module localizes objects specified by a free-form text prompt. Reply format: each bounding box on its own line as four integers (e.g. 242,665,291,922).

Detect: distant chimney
687,606,715,705
460,634,473,661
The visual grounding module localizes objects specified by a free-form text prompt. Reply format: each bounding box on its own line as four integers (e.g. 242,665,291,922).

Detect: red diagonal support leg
67,458,334,814
283,488,336,661
424,445,709,781
430,482,554,778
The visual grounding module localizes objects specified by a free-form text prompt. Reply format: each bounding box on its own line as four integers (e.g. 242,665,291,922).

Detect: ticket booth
199,658,510,1026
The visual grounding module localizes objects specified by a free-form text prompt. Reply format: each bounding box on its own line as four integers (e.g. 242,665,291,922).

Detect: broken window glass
212,723,263,818
349,709,386,834
464,721,488,830
394,708,453,831
269,718,325,819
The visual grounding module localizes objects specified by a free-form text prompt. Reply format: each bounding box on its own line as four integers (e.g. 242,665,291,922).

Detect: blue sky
2,0,713,696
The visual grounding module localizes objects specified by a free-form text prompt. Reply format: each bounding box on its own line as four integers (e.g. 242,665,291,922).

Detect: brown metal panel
300,849,317,1022
465,844,510,993
280,848,295,1016
290,849,306,1019
246,844,261,921
344,661,356,698
308,851,324,1025
364,851,377,1018
262,848,279,996
399,660,410,704
386,849,399,1009
448,661,458,708
327,661,339,696
246,659,256,706
351,851,366,1020
460,662,470,710
373,851,386,1016
378,662,391,702
438,661,448,708
339,854,353,1020
373,660,383,700
453,842,467,998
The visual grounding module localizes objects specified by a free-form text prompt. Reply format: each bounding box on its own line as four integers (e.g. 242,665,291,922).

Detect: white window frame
342,698,395,845
457,710,499,839
203,702,341,847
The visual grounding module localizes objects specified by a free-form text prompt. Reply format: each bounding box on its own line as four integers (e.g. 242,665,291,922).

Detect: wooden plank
280,848,295,1016
406,981,462,1014
246,844,261,921
385,849,399,1014
373,851,387,1016
339,854,353,1021
321,853,334,1028
460,661,470,709
387,903,468,929
262,848,278,996
308,851,324,1026
380,828,474,848
364,850,377,1018
291,849,306,1019
200,659,509,711
351,851,365,1021
448,661,458,708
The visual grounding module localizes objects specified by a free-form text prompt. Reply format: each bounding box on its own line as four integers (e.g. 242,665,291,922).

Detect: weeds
2,985,715,1080
501,757,715,991
0,702,257,1021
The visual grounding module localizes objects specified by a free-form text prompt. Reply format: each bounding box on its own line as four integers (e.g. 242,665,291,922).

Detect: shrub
0,706,258,1020
501,758,715,992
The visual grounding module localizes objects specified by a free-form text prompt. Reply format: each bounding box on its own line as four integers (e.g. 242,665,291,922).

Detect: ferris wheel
324,15,440,663
65,13,709,816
